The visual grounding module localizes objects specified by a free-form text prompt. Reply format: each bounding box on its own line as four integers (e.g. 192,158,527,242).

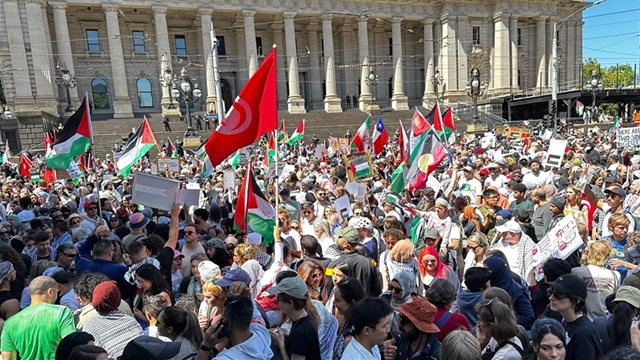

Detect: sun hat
129,213,150,230
395,295,439,333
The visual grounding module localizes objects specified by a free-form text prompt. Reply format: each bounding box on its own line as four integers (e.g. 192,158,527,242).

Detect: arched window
91,78,110,109
136,78,153,108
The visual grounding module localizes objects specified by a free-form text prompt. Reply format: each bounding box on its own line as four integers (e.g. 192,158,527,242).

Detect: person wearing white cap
246,232,275,271
349,217,379,263
490,220,536,279
484,163,508,189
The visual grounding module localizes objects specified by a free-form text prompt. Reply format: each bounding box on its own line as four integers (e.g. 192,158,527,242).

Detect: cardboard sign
338,138,350,153
223,170,235,190
543,139,567,168
524,216,582,280
157,158,180,173
616,127,640,148
343,151,374,182
334,195,353,222
328,137,339,150
66,161,83,179
265,162,286,179
131,171,181,211
314,144,326,159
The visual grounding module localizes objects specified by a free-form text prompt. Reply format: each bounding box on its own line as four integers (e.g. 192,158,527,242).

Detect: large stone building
0,0,586,150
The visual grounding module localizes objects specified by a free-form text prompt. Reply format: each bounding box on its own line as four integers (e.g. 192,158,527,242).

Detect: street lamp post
171,66,202,137
364,70,378,106
585,70,603,127
159,65,177,109
0,104,12,143
466,68,485,124
552,0,605,136
431,68,443,101
56,64,76,113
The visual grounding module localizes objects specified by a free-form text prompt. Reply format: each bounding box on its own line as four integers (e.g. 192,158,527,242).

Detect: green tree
582,59,637,117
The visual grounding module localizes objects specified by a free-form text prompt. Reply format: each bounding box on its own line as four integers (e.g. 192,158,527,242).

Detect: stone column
391,18,408,110
104,5,133,118
321,15,341,113
441,15,457,96
546,19,554,92
536,17,547,90
25,0,56,107
567,22,576,88
306,20,322,110
509,16,518,91
153,7,172,108
51,3,78,103
271,22,288,109
3,0,31,104
283,12,305,114
357,15,372,111
234,15,248,88
457,16,469,91
199,10,217,113
492,14,509,91
422,19,435,107
243,11,258,77
341,20,355,100
575,21,583,86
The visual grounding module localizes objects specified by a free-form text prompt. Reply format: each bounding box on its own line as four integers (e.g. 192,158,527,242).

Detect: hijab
390,271,415,308
92,280,121,314
389,240,415,263
55,332,95,360
484,257,522,302
241,259,264,299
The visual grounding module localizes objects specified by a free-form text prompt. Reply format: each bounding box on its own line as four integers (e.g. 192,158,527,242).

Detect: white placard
150,164,157,175
265,162,286,179
66,161,83,179
524,216,582,280
542,129,553,141
344,181,359,195
102,174,113,182
158,158,180,173
186,182,200,190
177,189,201,207
426,175,442,195
131,171,181,211
542,139,567,168
314,144,326,159
333,195,352,222
223,171,235,190
617,127,640,148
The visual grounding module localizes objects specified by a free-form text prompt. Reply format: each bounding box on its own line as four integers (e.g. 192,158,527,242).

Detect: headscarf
390,271,415,308
389,240,415,263
55,332,95,360
92,280,121,314
488,185,510,209
241,259,264,299
418,246,446,279
484,257,521,302
463,206,477,221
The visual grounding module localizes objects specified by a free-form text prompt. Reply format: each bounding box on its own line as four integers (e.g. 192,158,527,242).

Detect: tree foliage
583,58,636,89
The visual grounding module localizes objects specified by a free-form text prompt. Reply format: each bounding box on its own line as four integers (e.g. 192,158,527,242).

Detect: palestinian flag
117,116,157,177
202,156,214,178
2,139,11,164
230,150,241,170
194,139,208,159
349,154,372,179
45,94,93,169
263,132,276,169
424,102,445,142
235,162,276,246
167,137,178,157
409,109,429,154
277,121,288,144
288,120,305,146
405,132,448,189
390,162,407,193
442,107,456,144
352,116,371,152
576,101,584,116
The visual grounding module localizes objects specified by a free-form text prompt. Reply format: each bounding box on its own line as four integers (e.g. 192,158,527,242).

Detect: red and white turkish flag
204,48,278,167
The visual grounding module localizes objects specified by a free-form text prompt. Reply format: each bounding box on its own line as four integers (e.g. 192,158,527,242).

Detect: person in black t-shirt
268,277,321,360
548,274,602,360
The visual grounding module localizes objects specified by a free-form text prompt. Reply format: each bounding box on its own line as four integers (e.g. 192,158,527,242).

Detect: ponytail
161,306,203,349
608,301,637,349
304,296,321,330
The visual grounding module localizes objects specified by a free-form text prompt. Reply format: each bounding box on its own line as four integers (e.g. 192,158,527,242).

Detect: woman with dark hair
0,244,26,301
297,261,326,301
607,286,640,352
324,261,349,312
475,298,524,359
55,332,95,360
329,277,364,360
529,318,566,360
484,257,535,330
135,263,173,324
68,345,108,360
205,238,232,271
157,306,203,360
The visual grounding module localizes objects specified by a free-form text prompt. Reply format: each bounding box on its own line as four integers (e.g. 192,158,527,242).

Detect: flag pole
274,129,279,212
145,115,169,178
84,91,103,222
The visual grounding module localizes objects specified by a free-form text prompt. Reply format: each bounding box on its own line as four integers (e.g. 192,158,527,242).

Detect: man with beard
383,295,441,360
522,159,550,188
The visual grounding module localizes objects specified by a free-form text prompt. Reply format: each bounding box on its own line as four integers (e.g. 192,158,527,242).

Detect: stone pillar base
466,123,487,133
112,99,134,119
391,94,409,111
287,96,306,114
366,103,380,117
358,94,373,112
162,107,182,122
324,96,342,113
422,95,436,109
205,96,218,114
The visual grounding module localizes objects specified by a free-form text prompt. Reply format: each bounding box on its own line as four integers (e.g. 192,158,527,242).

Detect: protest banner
131,171,181,211
338,138,350,153
157,158,180,173
265,162,286,179
66,161,83,179
327,137,339,150
223,170,236,190
343,151,374,182
524,216,582,281
616,127,640,148
543,139,567,168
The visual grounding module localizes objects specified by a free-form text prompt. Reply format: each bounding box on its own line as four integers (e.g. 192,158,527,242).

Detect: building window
256,37,263,56
472,26,481,45
216,36,226,55
136,78,153,108
175,35,187,55
91,78,110,109
86,29,100,51
517,28,522,46
389,37,393,56
132,30,146,52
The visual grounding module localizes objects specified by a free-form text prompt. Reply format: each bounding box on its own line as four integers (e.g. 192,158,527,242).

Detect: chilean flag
372,118,388,156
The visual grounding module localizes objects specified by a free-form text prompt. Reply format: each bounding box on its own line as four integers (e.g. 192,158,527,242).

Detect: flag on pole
116,117,157,177
405,132,448,189
19,153,33,181
204,47,277,167
263,132,276,169
409,109,429,154
398,120,409,164
288,120,305,146
167,137,178,157
230,150,241,170
234,162,276,246
45,93,93,169
195,140,207,159
442,107,456,144
576,101,585,116
352,116,371,152
390,162,408,193
277,121,288,144
372,118,388,156
3,139,11,164
424,102,445,142
201,156,215,178
611,116,620,130
43,134,56,183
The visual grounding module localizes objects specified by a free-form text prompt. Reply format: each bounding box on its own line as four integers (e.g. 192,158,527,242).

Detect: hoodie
213,323,273,360
457,290,483,328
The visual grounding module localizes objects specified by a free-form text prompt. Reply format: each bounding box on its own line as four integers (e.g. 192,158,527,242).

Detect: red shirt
433,307,471,343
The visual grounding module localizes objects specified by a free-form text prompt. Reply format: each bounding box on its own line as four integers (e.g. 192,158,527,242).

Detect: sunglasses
481,298,496,323
62,253,77,258
317,193,326,197
86,207,97,211
607,194,622,199
185,230,196,235
398,313,412,326
354,212,363,216
389,285,402,294
303,211,312,215
311,272,323,279
0,232,7,235
547,288,568,300
72,220,81,225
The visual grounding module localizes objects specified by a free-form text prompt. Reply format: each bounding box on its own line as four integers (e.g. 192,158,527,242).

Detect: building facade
0,0,585,148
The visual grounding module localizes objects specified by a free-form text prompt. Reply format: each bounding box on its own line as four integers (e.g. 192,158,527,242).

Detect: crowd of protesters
3,123,640,360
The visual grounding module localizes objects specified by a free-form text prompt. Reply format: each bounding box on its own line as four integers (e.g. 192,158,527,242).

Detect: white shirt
522,171,550,188
497,241,521,276
485,174,508,189
341,339,381,360
458,177,483,206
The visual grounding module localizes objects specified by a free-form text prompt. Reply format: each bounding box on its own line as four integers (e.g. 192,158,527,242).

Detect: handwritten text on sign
616,127,640,148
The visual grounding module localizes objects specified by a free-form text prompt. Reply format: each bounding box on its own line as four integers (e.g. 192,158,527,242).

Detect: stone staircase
89,108,419,159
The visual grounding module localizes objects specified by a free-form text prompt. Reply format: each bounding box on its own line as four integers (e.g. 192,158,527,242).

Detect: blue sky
583,0,640,67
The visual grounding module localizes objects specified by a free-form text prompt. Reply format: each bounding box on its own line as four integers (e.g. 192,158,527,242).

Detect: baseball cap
421,187,435,195
395,295,439,333
349,217,372,230
129,213,150,230
613,286,640,307
267,277,309,300
215,268,251,287
51,270,72,285
336,226,359,244
173,250,184,259
424,228,440,240
0,262,13,283
198,261,221,282
605,186,625,197
279,188,290,196
548,274,588,300
120,336,181,360
83,202,97,210
247,233,262,246
494,220,522,234
462,166,473,172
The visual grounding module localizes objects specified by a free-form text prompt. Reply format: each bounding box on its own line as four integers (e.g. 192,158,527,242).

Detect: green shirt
1,303,75,359
510,198,535,211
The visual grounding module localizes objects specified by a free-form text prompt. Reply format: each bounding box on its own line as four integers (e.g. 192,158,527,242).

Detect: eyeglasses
311,272,323,279
86,207,97,211
398,313,412,326
389,285,402,294
547,288,568,300
424,259,437,264
607,194,621,199
303,211,312,215
72,220,81,225
185,230,196,235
